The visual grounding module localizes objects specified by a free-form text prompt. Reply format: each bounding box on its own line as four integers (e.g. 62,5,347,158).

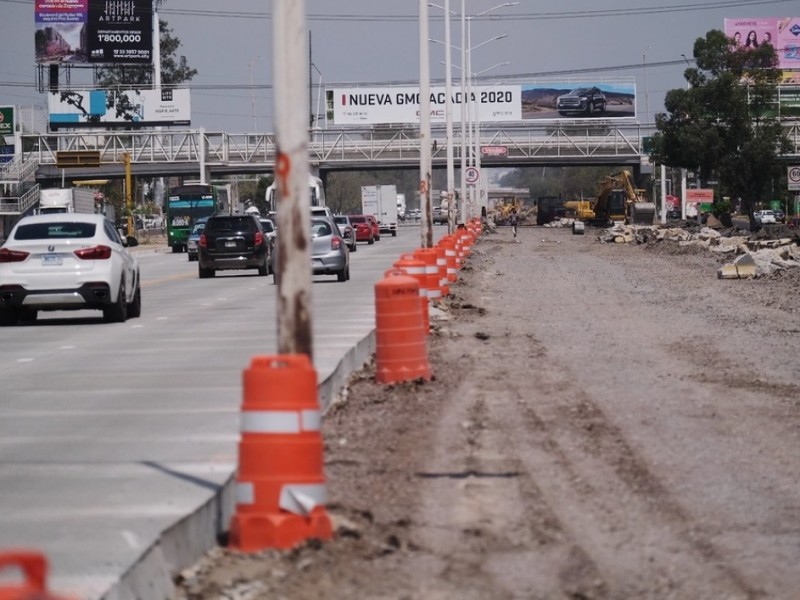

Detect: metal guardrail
0,184,40,216
0,157,40,182
17,122,800,172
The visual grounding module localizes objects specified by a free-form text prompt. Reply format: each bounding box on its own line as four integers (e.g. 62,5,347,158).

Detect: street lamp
463,3,516,220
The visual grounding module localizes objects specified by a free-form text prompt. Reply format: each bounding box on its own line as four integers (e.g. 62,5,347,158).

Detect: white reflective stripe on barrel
428,288,442,299
236,481,254,505
445,250,456,257
241,409,321,434
424,266,438,274
401,266,426,275
279,483,327,516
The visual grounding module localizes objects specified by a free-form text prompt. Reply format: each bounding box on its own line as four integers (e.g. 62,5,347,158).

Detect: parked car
774,208,785,222
556,86,607,116
0,213,141,325
754,210,777,225
186,217,208,262
197,213,270,278
365,214,381,241
348,215,375,244
271,217,350,284
432,206,449,225
333,215,358,252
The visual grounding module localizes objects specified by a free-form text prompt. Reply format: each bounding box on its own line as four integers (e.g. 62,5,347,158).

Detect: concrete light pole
419,0,433,248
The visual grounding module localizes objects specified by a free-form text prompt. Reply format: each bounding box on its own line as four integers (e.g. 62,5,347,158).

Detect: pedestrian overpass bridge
2,122,800,217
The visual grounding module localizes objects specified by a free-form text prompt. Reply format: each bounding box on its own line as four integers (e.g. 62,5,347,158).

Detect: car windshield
15,222,97,240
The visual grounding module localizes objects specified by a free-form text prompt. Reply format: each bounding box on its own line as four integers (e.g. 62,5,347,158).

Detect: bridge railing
18,122,798,170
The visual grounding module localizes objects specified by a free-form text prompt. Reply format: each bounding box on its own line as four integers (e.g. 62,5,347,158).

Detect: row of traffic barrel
1,219,486,587
375,218,483,384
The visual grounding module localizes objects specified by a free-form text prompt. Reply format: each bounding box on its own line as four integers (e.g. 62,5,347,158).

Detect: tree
94,20,197,87
651,29,791,227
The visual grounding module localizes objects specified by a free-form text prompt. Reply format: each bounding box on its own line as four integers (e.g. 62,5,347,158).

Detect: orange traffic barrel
438,236,458,283
374,271,431,384
229,354,332,552
434,245,450,297
392,255,429,334
412,248,442,303
460,228,475,258
0,551,74,600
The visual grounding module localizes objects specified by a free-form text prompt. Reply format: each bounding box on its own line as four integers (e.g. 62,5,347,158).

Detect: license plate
225,241,237,248
41,253,63,266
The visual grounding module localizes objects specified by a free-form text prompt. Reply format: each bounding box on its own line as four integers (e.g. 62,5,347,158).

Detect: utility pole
419,0,433,248
274,0,313,358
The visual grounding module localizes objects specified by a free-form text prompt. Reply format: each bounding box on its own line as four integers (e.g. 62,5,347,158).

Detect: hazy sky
3,0,797,132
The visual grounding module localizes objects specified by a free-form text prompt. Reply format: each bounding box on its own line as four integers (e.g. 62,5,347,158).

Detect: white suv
754,210,776,225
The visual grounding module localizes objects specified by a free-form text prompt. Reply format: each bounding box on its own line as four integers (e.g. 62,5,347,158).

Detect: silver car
271,217,350,283
0,213,141,324
333,215,358,252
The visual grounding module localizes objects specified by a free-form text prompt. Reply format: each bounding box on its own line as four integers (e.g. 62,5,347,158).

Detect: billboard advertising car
724,17,800,71
48,88,190,129
327,79,636,126
520,80,636,120
35,0,152,65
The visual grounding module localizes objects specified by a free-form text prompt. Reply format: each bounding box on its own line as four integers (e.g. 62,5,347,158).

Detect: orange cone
229,355,332,552
434,245,450,297
0,551,74,600
392,255,429,334
375,271,431,384
438,236,458,283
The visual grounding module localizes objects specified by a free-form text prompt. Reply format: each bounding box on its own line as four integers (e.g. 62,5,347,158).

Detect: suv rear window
15,222,97,240
349,216,366,223
206,216,258,233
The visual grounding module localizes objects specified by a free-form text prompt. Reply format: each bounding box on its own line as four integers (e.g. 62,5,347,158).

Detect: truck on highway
397,193,407,221
361,184,398,236
37,188,96,214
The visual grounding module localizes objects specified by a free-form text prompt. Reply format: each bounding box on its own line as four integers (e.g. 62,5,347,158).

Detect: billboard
520,80,636,120
724,18,800,71
327,85,521,125
0,106,15,164
35,0,153,65
48,88,190,129
327,79,636,125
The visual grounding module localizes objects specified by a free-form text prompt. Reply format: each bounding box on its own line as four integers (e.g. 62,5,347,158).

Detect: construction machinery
565,170,656,231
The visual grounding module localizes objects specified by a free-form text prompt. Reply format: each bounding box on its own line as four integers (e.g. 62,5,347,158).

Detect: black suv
197,213,271,278
556,86,606,116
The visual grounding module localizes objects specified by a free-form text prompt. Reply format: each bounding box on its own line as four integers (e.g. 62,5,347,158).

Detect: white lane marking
156,316,168,320
60,345,76,350
17,358,34,363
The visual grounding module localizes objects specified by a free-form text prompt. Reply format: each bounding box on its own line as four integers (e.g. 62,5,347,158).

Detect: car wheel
350,242,357,252
337,265,348,282
0,309,20,326
103,281,128,323
198,265,214,279
375,234,381,241
368,236,374,245
127,282,142,319
188,254,196,262
171,245,181,253
599,101,606,113
258,260,268,276
392,230,397,237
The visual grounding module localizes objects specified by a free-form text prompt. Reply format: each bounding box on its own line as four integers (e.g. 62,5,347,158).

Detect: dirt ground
175,224,800,600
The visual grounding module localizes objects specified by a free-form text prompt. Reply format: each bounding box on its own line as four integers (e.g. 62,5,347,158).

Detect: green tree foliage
94,20,197,87
651,29,791,225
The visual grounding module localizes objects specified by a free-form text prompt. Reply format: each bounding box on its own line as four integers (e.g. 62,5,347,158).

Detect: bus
166,184,227,252
265,175,326,213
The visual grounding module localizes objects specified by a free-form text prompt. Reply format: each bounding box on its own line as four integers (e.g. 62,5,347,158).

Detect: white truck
397,193,407,221
38,188,96,214
361,184,398,236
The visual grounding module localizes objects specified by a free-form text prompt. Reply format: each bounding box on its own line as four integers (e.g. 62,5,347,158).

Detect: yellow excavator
565,170,656,233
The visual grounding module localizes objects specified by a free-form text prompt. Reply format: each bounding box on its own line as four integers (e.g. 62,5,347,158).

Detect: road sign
788,166,800,191
465,166,480,184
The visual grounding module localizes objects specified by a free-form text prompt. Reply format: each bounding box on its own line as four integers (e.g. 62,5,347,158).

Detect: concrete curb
100,329,376,600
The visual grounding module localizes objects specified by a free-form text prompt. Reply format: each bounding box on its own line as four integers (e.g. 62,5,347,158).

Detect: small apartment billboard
724,17,800,71
35,0,153,65
327,86,521,125
48,88,190,129
520,79,636,120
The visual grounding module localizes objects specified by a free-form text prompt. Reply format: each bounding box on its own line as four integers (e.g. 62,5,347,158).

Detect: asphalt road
0,226,436,599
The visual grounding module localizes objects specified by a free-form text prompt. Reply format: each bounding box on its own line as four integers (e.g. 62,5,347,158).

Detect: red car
365,214,381,241
348,215,375,244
